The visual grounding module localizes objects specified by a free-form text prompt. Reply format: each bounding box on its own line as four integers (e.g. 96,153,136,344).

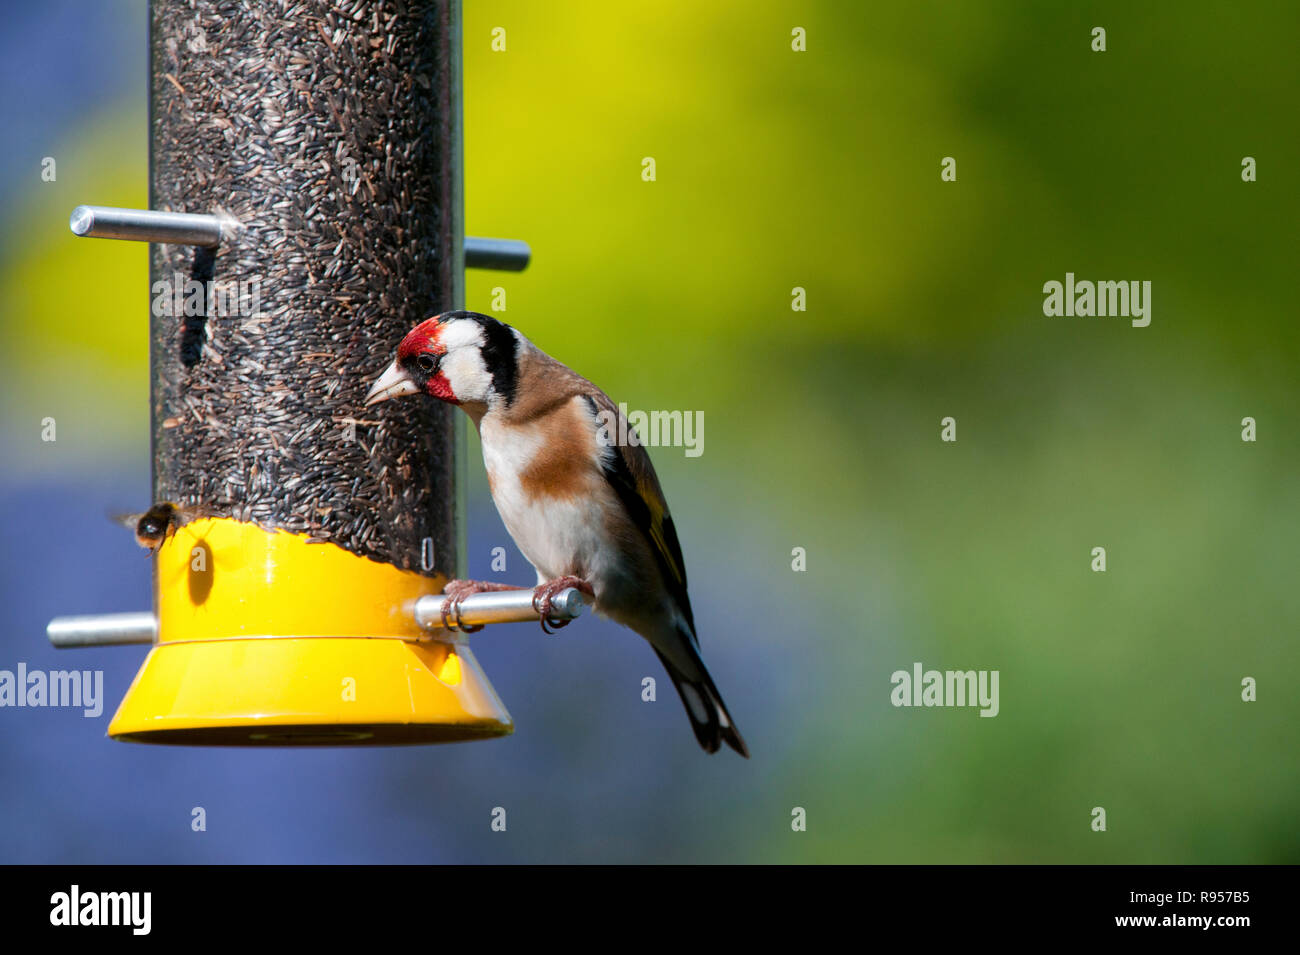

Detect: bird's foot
532,576,595,633
440,579,526,633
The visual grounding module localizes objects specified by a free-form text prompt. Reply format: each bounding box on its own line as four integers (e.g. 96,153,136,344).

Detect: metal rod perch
69,205,226,247
69,204,530,270
47,613,158,647
48,588,585,649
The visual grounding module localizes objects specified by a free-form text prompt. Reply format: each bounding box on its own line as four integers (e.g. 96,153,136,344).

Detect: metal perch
69,204,530,270
48,588,586,649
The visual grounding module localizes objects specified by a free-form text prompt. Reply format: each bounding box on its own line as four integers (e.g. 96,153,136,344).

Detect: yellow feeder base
107,517,513,746
108,636,511,745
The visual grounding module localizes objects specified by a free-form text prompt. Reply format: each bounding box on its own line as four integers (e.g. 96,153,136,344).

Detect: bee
113,502,208,555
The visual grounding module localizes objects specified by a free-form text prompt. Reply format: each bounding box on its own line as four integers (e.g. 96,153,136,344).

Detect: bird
365,310,748,757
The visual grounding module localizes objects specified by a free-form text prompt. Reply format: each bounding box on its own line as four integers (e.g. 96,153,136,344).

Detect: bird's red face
366,311,513,413
365,317,459,406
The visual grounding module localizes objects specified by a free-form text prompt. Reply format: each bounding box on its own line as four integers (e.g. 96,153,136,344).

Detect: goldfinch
365,311,748,757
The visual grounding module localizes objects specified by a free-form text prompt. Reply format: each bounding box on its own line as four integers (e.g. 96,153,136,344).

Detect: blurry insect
113,502,209,555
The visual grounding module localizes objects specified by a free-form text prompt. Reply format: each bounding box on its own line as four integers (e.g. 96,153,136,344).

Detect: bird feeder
46,0,577,745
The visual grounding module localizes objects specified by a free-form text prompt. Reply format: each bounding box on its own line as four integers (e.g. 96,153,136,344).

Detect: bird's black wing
582,393,696,636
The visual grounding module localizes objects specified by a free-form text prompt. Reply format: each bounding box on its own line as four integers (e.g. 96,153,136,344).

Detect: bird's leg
440,579,526,633
532,576,596,633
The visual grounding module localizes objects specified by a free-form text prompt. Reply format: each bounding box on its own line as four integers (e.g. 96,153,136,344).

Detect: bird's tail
654,644,749,758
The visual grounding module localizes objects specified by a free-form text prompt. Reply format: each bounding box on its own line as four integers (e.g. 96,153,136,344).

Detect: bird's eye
417,353,438,373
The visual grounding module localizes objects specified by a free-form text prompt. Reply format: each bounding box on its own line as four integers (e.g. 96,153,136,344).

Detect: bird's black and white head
364,311,520,418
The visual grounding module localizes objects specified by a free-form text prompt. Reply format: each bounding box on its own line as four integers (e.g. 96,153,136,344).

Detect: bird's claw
532,577,595,634
440,593,484,634
537,612,569,635
439,580,485,634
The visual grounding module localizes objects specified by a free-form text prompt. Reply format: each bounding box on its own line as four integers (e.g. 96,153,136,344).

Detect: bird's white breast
478,409,621,586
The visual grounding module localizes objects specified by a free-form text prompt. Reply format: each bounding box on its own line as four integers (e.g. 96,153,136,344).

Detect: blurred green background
0,1,1295,862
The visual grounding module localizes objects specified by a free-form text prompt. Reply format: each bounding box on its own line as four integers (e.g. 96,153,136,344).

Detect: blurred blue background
0,1,1296,863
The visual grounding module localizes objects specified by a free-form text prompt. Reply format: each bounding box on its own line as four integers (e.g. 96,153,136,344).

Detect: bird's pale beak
364,361,420,407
